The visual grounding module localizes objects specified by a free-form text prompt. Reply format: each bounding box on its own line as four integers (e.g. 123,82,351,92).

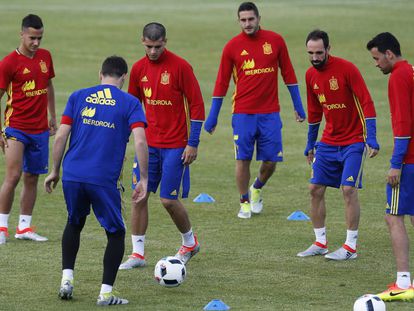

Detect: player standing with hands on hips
205,2,306,219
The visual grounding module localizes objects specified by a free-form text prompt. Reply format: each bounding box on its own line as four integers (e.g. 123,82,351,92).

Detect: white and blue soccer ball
154,256,186,287
353,294,386,311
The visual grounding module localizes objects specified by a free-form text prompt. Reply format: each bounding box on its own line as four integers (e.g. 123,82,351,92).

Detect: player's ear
98,70,103,81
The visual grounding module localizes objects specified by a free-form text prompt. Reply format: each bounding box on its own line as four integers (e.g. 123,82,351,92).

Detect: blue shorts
386,164,414,215
132,146,190,199
232,112,283,162
4,127,49,174
310,142,366,188
62,181,125,233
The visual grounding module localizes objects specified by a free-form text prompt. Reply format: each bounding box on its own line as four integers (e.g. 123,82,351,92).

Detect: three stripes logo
23,68,31,74
240,49,249,56
86,88,116,106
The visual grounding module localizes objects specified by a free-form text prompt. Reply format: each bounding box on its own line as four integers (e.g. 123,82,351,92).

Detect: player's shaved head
143,22,166,41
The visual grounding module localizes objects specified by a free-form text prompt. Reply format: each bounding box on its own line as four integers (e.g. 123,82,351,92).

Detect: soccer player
119,22,205,270
44,56,149,305
204,2,306,219
297,30,379,260
0,14,56,244
367,32,414,301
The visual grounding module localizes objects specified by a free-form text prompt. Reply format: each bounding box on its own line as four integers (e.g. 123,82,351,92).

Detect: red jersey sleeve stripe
131,122,145,130
61,115,73,125
353,94,367,140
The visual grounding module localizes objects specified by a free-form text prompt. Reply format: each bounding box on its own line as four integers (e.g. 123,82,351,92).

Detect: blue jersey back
62,84,146,187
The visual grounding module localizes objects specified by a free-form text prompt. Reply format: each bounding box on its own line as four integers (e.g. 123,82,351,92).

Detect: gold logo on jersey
263,42,273,55
242,59,255,70
22,80,35,92
317,94,326,103
81,106,96,117
23,68,31,74
143,87,152,98
240,49,249,56
313,83,319,90
39,60,48,73
329,76,339,90
160,71,170,85
141,76,148,82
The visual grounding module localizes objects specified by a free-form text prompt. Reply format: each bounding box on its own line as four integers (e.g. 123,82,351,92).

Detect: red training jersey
306,56,376,146
128,49,205,148
213,28,298,114
388,60,414,164
0,48,55,133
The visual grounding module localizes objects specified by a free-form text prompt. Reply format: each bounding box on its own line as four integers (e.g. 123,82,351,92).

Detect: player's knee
341,186,357,198
105,229,125,240
3,171,22,188
160,198,179,210
309,184,324,198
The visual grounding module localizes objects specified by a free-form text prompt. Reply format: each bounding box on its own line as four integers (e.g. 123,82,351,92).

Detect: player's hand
0,131,8,154
44,171,60,193
182,145,198,165
367,146,379,158
204,116,217,135
306,150,314,165
387,168,401,187
295,111,306,123
132,180,147,203
49,117,57,136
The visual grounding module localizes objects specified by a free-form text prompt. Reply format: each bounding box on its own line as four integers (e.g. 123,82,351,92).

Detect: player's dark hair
21,14,43,30
238,2,259,18
306,29,329,49
366,32,401,56
101,56,128,78
143,22,166,41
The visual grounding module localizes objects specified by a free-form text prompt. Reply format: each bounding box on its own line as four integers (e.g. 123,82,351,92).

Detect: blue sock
253,178,265,189
240,193,249,203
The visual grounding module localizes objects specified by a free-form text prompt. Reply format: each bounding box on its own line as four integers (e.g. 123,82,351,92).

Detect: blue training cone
287,210,310,221
204,299,230,311
193,193,215,203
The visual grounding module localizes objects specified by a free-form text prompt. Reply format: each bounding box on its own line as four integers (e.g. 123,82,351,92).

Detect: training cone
203,299,230,310
287,210,310,221
193,193,215,203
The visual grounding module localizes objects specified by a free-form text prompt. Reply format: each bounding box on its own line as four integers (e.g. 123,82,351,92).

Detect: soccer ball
154,256,186,287
353,294,386,311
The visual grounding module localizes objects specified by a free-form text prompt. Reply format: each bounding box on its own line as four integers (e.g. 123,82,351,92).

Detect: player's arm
0,89,7,153
278,36,306,122
304,74,322,164
47,79,57,136
182,120,202,165
205,46,232,134
44,122,71,193
348,63,379,157
387,74,412,187
132,126,148,203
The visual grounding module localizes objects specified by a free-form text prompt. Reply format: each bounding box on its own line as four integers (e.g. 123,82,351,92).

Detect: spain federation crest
262,42,273,55
160,71,170,85
329,76,339,91
39,60,48,73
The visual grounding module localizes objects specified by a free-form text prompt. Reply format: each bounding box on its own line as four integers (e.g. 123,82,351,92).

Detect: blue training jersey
62,84,146,187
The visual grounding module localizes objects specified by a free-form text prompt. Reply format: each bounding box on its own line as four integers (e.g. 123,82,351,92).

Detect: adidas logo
346,176,354,182
23,68,31,74
277,151,283,157
170,190,177,196
86,88,116,106
313,83,319,90
240,49,249,56
141,76,148,82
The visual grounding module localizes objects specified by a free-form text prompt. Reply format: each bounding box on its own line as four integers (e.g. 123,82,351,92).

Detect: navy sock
253,178,265,189
240,193,249,203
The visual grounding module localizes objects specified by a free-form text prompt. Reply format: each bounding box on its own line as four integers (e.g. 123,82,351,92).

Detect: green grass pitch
1,0,414,310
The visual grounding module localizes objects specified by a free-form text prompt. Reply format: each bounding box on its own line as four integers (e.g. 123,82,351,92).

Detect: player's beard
311,56,328,70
